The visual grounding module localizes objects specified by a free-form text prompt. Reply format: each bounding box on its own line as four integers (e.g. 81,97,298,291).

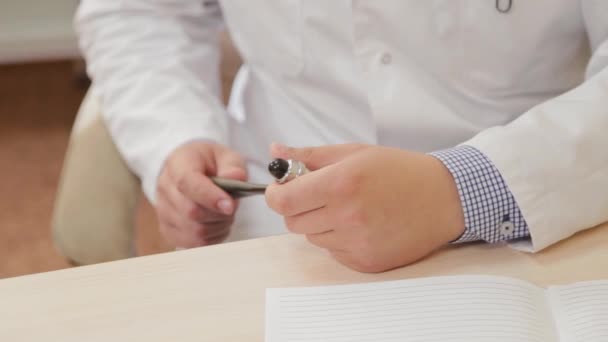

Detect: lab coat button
381,53,392,65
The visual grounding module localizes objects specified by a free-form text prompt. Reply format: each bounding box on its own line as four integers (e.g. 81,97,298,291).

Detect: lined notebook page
266,275,557,342
549,280,608,342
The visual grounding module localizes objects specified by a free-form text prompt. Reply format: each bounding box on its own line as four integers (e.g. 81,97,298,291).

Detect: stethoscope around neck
496,0,513,13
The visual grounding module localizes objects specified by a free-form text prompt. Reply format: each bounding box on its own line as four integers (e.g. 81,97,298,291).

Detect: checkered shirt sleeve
430,145,530,243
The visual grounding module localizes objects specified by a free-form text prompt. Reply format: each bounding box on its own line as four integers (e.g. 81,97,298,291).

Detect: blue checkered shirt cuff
429,145,530,243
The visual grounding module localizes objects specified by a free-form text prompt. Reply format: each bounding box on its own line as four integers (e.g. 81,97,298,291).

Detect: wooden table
1,223,607,341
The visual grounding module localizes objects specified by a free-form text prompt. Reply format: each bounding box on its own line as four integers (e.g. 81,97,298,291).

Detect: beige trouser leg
52,90,140,265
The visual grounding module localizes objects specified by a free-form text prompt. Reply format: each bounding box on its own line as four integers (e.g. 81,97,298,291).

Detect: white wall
0,0,80,64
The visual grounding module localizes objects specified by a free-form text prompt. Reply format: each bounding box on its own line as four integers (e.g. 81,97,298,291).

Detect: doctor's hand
265,144,465,273
156,141,247,248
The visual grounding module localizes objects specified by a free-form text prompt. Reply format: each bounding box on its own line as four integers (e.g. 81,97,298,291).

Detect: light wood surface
1,223,607,341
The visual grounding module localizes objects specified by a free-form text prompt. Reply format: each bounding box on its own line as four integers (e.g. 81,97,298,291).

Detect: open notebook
265,275,608,342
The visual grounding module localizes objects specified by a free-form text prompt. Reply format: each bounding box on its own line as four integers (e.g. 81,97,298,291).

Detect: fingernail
217,199,234,215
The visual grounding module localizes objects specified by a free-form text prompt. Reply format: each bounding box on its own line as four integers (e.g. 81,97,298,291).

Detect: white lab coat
76,0,608,250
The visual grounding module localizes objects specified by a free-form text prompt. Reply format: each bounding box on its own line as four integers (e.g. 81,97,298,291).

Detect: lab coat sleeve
465,1,608,251
76,0,228,202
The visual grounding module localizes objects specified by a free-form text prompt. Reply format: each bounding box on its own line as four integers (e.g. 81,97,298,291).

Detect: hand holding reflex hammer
158,141,465,273
264,143,466,273
155,140,306,249
155,141,247,248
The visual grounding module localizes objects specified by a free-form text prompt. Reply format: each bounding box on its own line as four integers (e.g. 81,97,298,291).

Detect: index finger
270,143,368,170
177,171,236,215
265,165,335,217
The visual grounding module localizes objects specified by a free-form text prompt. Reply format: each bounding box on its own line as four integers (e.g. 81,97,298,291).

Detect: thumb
270,143,368,170
214,146,248,181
